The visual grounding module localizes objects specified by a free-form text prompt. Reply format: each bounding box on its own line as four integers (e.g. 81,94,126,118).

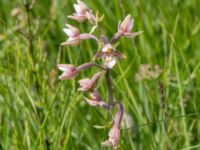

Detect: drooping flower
101,125,120,150
57,64,78,80
78,72,102,91
61,24,98,46
95,43,125,69
68,0,96,23
111,14,143,42
84,91,109,109
102,102,124,149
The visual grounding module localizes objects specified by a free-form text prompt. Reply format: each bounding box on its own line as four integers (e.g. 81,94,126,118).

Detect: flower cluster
57,0,142,149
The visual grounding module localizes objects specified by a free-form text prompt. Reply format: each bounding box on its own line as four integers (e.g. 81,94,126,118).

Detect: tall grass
0,0,200,149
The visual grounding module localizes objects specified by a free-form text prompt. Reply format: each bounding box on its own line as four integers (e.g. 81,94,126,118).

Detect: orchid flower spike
84,91,109,109
102,102,124,149
95,43,125,69
78,71,103,91
111,14,143,42
57,64,78,80
61,24,98,46
68,0,96,24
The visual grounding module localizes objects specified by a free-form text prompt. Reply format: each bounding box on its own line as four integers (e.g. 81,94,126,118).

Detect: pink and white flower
111,14,143,42
61,24,98,46
68,0,96,23
78,72,102,91
84,91,109,108
95,43,125,69
101,125,120,150
102,102,124,149
57,64,78,80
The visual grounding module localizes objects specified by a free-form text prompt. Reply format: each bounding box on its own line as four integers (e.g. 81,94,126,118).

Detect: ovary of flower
57,64,78,80
68,0,96,23
61,24,98,46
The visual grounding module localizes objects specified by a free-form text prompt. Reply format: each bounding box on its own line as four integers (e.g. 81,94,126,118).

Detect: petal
60,38,80,46
100,34,109,44
85,11,96,23
123,31,143,38
105,57,117,69
74,4,82,13
78,78,92,91
120,14,133,33
110,49,125,59
65,24,80,36
57,64,75,72
68,15,86,22
84,97,99,106
59,71,77,80
90,72,102,83
63,28,74,37
90,91,102,101
108,126,120,149
126,18,134,32
79,78,91,86
118,21,121,31
77,0,88,11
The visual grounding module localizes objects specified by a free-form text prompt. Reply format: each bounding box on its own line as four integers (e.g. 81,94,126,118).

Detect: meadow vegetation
0,0,200,149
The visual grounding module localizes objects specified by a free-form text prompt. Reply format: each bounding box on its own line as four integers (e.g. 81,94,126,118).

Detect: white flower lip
105,57,117,69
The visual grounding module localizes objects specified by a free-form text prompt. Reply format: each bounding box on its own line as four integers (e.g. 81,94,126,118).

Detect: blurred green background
0,0,200,149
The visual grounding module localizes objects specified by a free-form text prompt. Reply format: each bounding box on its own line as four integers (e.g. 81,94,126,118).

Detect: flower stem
105,69,114,105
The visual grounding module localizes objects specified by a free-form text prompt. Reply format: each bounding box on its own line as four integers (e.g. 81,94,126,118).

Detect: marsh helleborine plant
57,0,142,149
